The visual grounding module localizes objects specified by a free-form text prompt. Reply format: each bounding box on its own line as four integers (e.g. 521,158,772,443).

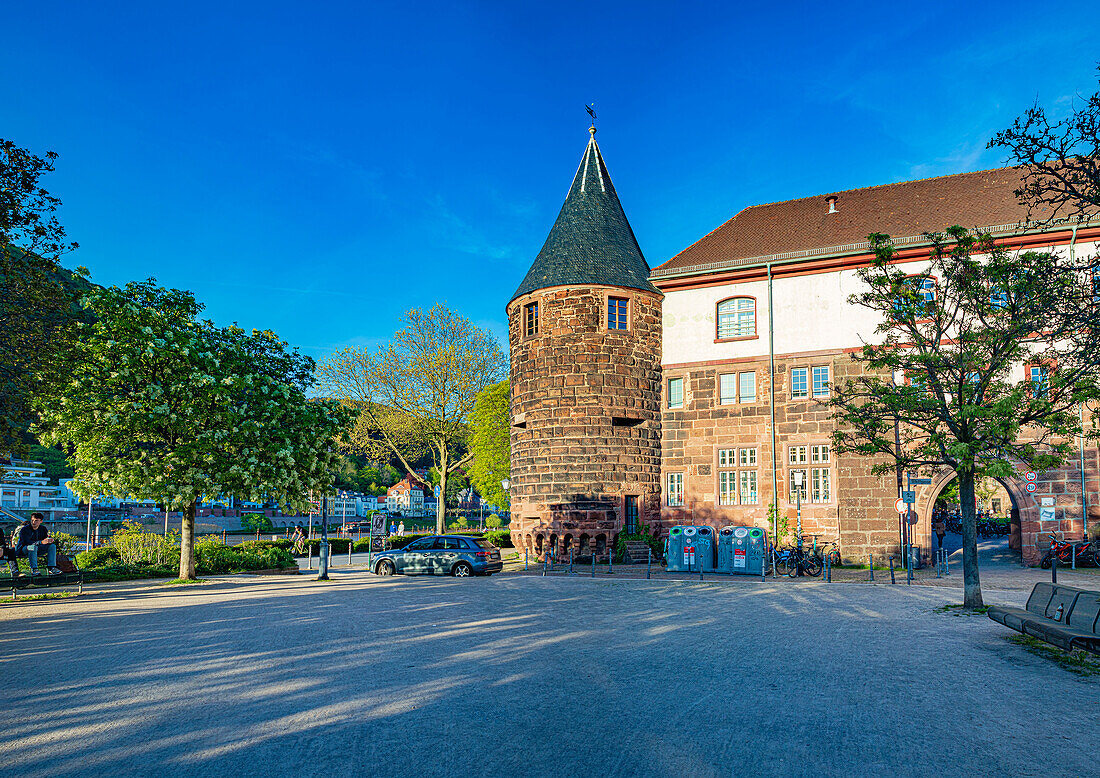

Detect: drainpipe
768,262,778,540
1071,223,1088,535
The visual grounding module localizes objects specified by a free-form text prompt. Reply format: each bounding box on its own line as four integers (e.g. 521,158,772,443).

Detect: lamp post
339,490,347,535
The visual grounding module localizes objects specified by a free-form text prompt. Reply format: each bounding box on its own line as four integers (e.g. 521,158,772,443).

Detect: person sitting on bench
13,513,62,576
1,524,18,575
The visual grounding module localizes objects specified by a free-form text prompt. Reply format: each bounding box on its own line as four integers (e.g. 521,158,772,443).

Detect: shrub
302,537,351,554
53,532,79,555
76,546,121,568
195,538,238,574
481,529,512,548
384,533,431,550
238,539,293,552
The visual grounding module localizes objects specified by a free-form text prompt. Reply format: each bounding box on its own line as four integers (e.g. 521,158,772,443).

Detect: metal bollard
348,539,353,566
543,552,547,577
308,545,313,570
569,549,574,574
608,551,614,575
1072,544,1076,570
646,547,652,580
592,552,596,577
889,556,895,584
524,548,528,571
825,556,830,582
1052,549,1058,584
935,549,942,578
869,554,873,582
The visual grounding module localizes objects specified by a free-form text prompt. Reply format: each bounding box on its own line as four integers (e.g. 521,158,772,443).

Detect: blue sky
4,1,1099,359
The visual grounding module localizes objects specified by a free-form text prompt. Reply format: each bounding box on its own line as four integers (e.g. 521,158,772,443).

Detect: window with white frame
791,367,808,399
716,297,756,339
811,444,830,464
667,472,684,506
718,471,736,505
738,371,755,403
739,448,757,466
739,471,758,504
811,467,831,503
719,373,737,405
812,365,830,398
789,446,808,465
668,377,684,409
789,469,808,501
718,448,735,467
1030,365,1050,398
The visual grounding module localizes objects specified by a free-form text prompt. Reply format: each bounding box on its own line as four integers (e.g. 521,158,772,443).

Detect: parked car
373,535,502,577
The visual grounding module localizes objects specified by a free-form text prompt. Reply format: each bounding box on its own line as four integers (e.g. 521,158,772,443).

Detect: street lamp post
339,490,347,535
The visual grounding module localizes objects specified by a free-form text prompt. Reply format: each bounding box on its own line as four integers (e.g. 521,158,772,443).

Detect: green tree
829,228,1100,608
0,139,84,455
485,514,502,529
242,514,274,533
36,280,352,578
318,304,506,533
467,380,510,510
427,466,467,507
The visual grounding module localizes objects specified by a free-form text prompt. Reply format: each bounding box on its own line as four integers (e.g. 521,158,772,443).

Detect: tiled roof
654,167,1047,275
512,129,659,302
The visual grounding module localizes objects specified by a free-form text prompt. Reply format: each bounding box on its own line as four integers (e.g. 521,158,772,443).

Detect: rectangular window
624,495,638,533
1030,365,1049,398
739,448,757,466
791,367,808,399
717,297,756,339
739,471,758,504
918,277,935,303
718,449,734,467
812,365,830,398
789,469,808,501
811,444,830,463
667,377,684,409
718,471,736,506
738,371,755,403
788,445,808,465
608,296,628,330
811,468,831,503
524,302,539,336
719,373,737,405
667,473,684,507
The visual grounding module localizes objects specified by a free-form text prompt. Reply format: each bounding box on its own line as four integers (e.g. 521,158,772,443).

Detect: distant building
386,476,429,516
0,459,79,519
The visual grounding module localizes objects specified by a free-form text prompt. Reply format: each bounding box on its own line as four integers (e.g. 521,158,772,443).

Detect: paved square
2,573,1097,777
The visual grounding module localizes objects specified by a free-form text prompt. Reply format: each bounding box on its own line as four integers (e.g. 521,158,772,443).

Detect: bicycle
786,538,822,578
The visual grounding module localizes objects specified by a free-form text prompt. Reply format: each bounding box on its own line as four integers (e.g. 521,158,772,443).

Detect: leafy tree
36,280,352,578
242,514,274,533
0,139,85,455
467,380,510,510
427,466,467,507
989,70,1100,221
318,304,506,533
485,514,502,529
828,228,1100,608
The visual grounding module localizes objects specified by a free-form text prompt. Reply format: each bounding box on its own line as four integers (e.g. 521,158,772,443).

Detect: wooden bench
988,582,1100,656
3,551,87,599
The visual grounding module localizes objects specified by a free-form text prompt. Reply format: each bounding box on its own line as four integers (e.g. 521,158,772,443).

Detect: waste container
717,526,766,576
908,544,923,570
666,526,717,572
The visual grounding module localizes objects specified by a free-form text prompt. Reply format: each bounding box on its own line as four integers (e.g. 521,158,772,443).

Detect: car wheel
452,562,472,577
376,560,395,576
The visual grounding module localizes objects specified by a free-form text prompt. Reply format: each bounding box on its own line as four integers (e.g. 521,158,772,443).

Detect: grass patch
160,578,208,586
934,603,993,615
1006,634,1100,677
1,591,80,604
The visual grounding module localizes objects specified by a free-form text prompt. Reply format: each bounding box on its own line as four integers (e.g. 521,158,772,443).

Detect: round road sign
1025,471,1036,482
894,498,907,514
906,512,920,525
1025,482,1037,493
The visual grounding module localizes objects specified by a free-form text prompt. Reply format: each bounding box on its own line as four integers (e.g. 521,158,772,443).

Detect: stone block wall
508,284,663,557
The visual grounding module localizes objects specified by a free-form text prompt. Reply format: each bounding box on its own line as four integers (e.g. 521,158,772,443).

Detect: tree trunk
179,501,197,580
436,448,448,534
958,470,984,609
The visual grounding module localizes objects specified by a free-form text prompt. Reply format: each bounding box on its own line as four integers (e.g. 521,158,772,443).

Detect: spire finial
585,103,597,137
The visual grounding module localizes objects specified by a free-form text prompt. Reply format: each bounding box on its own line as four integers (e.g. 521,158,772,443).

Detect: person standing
933,514,947,555
14,512,62,575
398,521,405,536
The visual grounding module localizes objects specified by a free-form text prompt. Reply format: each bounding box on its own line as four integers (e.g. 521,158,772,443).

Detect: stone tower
507,127,663,559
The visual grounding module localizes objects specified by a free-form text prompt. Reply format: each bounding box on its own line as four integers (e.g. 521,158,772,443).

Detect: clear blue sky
4,1,1099,359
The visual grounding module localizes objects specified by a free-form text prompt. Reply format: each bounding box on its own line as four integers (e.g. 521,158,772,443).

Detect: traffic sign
1025,482,1037,493
894,498,907,514
901,490,916,503
1025,471,1036,482
906,512,920,525
909,477,933,485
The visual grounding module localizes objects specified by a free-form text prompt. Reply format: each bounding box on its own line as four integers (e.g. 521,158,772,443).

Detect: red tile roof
653,167,1049,275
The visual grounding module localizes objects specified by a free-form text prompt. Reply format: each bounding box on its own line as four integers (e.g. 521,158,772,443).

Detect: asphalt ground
2,568,1098,778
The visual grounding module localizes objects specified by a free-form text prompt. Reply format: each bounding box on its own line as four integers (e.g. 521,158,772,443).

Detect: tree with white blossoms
35,279,353,578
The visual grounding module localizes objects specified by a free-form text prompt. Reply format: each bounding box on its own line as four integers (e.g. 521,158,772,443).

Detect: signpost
894,498,907,514
1025,482,1037,493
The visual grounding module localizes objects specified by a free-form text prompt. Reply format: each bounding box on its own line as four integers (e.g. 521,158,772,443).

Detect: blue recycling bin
666,526,716,572
717,525,766,575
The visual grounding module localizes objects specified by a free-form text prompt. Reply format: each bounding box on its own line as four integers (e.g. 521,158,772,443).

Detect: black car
373,535,503,577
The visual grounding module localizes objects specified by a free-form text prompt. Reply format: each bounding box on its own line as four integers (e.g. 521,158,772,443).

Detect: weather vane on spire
586,103,597,135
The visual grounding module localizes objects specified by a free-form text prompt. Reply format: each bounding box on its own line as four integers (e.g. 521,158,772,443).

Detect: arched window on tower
716,297,756,340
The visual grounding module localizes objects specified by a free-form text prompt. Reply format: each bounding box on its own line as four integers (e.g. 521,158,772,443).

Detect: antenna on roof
586,103,597,136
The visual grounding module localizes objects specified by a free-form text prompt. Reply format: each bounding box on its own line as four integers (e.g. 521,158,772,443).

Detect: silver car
373,535,503,577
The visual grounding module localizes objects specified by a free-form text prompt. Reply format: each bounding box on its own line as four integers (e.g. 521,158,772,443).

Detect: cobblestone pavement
3,567,1098,778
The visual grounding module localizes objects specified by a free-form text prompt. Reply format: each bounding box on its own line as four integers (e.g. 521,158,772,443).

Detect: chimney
826,196,838,214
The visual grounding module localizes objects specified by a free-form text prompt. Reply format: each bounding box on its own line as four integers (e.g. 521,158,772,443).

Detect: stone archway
914,467,1039,563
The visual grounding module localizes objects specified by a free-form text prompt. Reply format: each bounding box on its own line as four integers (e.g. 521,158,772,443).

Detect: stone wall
508,284,663,558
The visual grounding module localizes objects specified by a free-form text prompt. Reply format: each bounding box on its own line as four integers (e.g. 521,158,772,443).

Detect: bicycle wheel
773,556,788,576
827,550,841,566
804,557,823,577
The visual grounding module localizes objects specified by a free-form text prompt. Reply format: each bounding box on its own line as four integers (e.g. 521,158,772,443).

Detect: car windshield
473,538,495,549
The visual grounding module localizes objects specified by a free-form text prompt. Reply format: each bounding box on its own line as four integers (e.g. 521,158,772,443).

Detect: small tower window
608,296,628,330
524,302,539,336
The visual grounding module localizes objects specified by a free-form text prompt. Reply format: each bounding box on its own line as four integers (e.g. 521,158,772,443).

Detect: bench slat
1067,592,1100,633
1025,583,1056,614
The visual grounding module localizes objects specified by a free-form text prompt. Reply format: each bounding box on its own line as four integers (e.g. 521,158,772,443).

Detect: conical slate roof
511,129,660,302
